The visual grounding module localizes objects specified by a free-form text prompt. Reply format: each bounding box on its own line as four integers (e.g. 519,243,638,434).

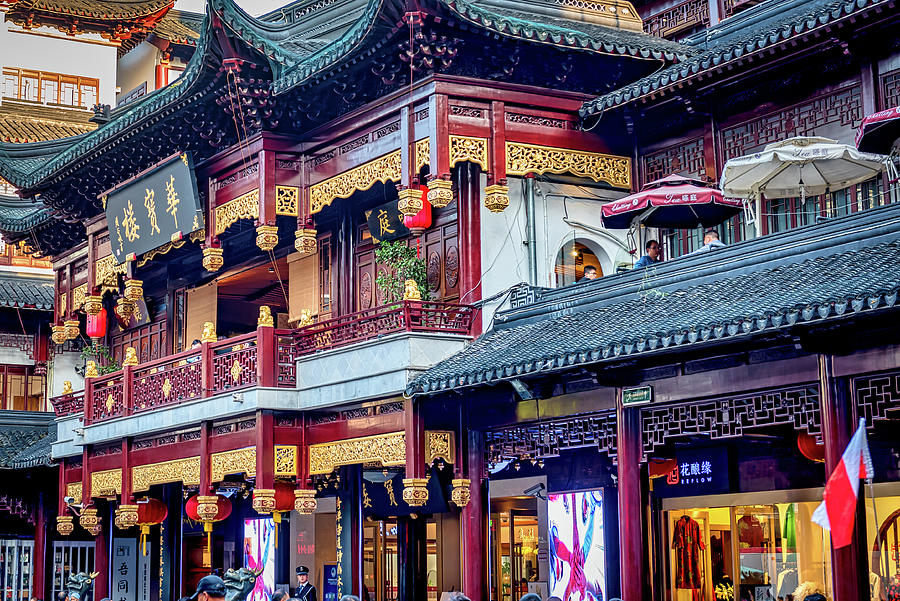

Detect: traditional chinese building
0,0,687,599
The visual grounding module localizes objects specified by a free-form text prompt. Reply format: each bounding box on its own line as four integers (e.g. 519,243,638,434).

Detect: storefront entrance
662,496,832,601
362,519,439,601
490,498,540,601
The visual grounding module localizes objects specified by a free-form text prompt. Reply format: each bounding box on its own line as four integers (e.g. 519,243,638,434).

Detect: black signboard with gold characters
365,200,410,243
102,152,205,263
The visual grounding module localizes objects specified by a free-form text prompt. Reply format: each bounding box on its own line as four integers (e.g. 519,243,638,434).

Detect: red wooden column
457,163,483,331
252,411,275,511
256,322,275,388
33,492,46,599
199,421,211,496
256,149,278,252
616,389,647,601
819,354,868,601
460,428,486,601
402,398,426,502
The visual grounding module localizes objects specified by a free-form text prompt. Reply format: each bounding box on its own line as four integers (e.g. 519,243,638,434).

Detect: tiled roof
0,101,96,144
151,9,203,46
0,414,55,470
407,203,900,395
580,0,891,116
8,428,56,469
0,273,55,310
0,197,51,234
0,0,689,194
6,0,173,21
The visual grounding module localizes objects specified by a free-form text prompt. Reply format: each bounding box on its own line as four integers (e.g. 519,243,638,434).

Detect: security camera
232,392,244,403
64,496,76,505
74,428,85,436
524,483,546,500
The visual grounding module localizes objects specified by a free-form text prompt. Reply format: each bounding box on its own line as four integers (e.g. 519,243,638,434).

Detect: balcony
49,301,475,451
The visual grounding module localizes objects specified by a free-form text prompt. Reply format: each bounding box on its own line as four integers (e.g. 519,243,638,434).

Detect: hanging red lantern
136,498,168,555
186,494,232,565
797,432,825,463
269,481,295,548
86,307,107,340
403,186,432,236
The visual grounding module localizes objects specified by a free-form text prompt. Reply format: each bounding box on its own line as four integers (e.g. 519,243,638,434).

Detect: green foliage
80,342,120,375
374,240,430,302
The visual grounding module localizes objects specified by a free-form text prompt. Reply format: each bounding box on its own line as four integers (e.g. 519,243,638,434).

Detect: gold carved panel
449,136,488,170
95,255,126,289
426,431,455,464
72,284,87,311
211,447,256,482
415,138,430,173
309,432,406,475
66,482,82,505
132,457,201,492
506,142,631,189
91,468,122,497
215,189,260,236
58,292,67,318
275,186,299,217
310,150,402,214
274,445,297,477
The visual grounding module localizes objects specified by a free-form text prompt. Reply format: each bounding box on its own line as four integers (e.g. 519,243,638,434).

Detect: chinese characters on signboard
655,447,730,497
113,539,137,601
365,200,410,243
102,152,205,264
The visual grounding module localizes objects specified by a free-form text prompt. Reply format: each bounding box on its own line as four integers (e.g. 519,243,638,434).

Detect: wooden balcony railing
49,301,474,423
295,301,476,356
643,0,710,38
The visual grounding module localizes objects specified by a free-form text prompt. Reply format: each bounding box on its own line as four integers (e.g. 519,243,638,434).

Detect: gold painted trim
136,230,204,268
132,457,201,492
426,431,455,464
415,138,430,173
506,141,631,189
309,432,406,475
91,468,122,497
215,189,260,236
72,284,87,311
95,255,127,289
449,136,488,170
274,445,297,477
275,186,299,217
310,150,402,214
211,447,256,482
308,431,454,475
66,482,82,505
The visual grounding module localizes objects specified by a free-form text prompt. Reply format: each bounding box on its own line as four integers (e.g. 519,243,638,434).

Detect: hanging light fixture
51,322,68,345
403,187,432,236
123,279,143,302
294,216,317,256
397,187,424,218
186,494,231,565
64,318,80,341
426,177,453,209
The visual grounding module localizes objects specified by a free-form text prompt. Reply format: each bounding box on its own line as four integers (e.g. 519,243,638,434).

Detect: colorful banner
243,518,276,601
547,490,606,601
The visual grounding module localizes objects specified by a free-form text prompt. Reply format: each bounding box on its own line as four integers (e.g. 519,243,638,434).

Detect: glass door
362,521,399,601
0,540,34,601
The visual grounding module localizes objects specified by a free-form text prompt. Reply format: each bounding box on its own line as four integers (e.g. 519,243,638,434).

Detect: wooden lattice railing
295,301,476,355
643,0,709,38
51,303,474,424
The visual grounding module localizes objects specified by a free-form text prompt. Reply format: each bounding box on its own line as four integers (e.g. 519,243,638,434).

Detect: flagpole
868,475,887,579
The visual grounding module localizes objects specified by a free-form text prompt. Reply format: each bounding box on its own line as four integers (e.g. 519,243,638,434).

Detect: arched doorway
554,240,603,287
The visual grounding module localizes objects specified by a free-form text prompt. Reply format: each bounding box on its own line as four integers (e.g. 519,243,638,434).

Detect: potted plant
374,240,430,303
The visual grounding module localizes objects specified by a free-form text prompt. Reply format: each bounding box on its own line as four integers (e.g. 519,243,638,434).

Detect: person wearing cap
191,575,227,601
293,567,316,601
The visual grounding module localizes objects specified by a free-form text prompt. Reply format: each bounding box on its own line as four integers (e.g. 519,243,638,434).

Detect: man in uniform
294,567,317,601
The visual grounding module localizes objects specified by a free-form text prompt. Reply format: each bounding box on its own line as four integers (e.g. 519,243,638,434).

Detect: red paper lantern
273,481,294,513
86,307,107,339
797,432,825,463
136,499,167,555
185,494,232,523
403,187,432,236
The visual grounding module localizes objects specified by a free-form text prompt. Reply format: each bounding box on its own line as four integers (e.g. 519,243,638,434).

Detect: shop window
0,539,34,601
666,503,832,601
554,241,602,287
52,542,94,601
1,68,98,108
866,493,900,600
0,366,45,412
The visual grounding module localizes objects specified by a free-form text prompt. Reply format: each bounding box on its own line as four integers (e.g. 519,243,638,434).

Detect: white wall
0,346,30,366
49,351,83,397
478,175,633,329
116,42,158,104
0,11,118,106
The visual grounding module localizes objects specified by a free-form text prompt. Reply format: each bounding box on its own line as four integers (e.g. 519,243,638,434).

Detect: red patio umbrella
600,174,744,230
856,106,900,154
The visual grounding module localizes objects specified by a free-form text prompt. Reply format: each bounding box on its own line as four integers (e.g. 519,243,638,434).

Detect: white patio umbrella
720,137,894,235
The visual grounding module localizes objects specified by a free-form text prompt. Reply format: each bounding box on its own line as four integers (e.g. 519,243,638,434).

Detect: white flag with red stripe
812,418,874,548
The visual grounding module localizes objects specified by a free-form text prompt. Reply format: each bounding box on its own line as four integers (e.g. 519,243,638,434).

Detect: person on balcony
689,229,727,255
634,240,662,269
578,265,599,283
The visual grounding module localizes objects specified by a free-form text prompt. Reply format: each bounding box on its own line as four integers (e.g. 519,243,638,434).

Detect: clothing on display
674,515,706,590
783,504,796,551
737,514,765,549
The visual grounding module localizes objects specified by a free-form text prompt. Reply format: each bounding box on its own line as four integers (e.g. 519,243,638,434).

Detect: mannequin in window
738,509,764,550
673,515,705,590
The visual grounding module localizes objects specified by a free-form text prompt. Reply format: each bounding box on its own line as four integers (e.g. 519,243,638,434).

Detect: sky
174,0,290,16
